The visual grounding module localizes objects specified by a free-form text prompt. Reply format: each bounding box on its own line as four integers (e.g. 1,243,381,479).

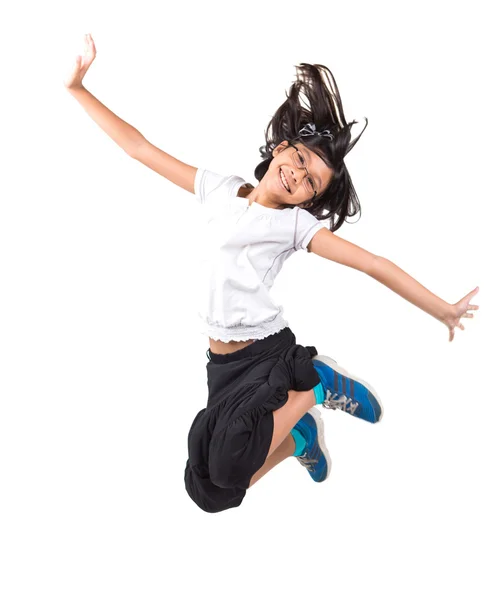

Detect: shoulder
307,227,377,273
195,169,250,204
293,207,329,252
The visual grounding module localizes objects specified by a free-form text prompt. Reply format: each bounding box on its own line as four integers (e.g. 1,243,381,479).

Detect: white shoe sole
307,406,332,481
313,354,384,423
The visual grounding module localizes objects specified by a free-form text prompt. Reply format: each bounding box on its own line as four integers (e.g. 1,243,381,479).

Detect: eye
307,176,315,188
297,152,306,166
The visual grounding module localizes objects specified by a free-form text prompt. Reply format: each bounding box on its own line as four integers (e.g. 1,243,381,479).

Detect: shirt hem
200,315,289,343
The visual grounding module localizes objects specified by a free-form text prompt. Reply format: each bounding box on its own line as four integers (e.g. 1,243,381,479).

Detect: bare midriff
209,338,256,355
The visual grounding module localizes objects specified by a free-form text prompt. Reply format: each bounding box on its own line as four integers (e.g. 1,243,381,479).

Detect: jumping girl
64,33,479,513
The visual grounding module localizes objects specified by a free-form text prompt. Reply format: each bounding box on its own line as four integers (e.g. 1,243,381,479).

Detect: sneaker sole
313,354,384,423
307,406,332,481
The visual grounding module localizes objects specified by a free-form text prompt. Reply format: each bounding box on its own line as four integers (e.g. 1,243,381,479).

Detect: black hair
254,63,367,232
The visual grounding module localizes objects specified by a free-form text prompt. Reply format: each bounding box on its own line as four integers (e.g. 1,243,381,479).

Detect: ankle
290,428,306,456
312,380,325,404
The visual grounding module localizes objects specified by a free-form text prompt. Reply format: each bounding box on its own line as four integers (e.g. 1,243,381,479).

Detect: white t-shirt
193,168,329,342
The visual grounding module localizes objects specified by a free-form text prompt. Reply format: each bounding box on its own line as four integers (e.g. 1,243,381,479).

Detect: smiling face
268,140,335,208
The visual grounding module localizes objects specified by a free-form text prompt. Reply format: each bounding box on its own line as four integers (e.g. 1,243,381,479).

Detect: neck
246,186,285,210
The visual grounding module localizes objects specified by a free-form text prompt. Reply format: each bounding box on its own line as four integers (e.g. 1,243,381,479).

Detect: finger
461,313,473,318
459,323,465,330
85,34,95,57
459,290,478,307
82,37,92,62
469,305,479,310
449,328,454,342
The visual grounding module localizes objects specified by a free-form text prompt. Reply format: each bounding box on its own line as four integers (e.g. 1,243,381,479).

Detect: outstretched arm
308,228,479,342
64,34,197,194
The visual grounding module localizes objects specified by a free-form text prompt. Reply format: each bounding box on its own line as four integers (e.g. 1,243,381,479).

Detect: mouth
279,168,291,193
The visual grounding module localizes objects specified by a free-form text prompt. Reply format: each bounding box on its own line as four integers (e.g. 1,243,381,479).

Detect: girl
64,34,479,514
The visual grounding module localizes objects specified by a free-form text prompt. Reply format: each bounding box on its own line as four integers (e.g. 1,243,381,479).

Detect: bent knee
209,416,273,489
209,458,241,489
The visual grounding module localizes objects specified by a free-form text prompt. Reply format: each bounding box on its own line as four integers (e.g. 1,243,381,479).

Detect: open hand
63,33,96,90
443,286,480,342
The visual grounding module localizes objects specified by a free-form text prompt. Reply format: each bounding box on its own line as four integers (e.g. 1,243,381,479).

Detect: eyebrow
302,147,323,191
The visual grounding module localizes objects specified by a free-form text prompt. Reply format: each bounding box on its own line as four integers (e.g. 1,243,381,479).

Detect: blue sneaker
313,355,383,423
293,407,331,483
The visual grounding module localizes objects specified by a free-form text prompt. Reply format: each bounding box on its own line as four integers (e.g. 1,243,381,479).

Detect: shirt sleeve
194,168,247,205
294,208,329,251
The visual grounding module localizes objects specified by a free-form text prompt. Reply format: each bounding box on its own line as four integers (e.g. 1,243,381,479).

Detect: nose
290,167,307,187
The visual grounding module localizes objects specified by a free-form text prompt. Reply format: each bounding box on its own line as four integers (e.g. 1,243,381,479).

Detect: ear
300,200,314,209
272,140,290,157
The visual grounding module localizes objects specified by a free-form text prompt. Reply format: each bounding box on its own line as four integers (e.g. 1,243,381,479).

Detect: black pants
184,327,320,513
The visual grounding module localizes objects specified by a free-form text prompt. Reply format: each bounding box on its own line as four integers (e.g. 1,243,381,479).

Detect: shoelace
297,455,318,471
323,390,359,415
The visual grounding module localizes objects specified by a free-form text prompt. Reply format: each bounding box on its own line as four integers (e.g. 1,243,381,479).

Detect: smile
279,168,291,193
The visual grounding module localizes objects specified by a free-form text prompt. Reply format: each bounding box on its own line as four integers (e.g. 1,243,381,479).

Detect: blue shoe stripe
313,356,383,424
294,409,330,482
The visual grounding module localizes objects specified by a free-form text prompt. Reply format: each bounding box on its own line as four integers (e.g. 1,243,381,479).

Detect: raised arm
64,33,197,194
308,228,479,342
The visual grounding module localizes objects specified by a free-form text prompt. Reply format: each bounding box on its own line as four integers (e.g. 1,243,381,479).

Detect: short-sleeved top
193,168,328,342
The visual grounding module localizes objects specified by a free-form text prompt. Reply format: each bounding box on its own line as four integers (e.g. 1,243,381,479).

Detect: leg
266,388,315,458
249,405,332,487
208,388,315,492
248,433,295,487
249,388,331,487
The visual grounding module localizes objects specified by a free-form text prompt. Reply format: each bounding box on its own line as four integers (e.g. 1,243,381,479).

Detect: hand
63,33,96,90
442,286,480,342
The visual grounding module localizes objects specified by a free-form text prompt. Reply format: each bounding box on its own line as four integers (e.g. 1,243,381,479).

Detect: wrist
437,302,455,323
67,84,86,95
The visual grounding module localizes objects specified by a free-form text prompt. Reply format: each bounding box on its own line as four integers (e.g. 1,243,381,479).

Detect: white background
1,0,497,598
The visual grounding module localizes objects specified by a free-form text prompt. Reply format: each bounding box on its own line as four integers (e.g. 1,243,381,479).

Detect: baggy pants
184,327,320,513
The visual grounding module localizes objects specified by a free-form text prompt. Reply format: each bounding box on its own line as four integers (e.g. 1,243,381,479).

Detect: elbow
366,254,385,278
125,137,147,160
125,144,139,159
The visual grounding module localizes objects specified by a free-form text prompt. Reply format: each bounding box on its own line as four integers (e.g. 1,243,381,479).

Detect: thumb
63,55,82,88
467,286,479,300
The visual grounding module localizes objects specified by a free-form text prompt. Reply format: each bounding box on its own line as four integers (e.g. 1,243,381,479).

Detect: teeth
280,169,290,192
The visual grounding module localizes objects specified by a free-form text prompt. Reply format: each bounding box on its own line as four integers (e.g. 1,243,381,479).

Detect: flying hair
254,63,368,232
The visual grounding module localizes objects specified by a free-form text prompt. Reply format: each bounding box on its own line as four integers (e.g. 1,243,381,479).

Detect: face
268,140,334,208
